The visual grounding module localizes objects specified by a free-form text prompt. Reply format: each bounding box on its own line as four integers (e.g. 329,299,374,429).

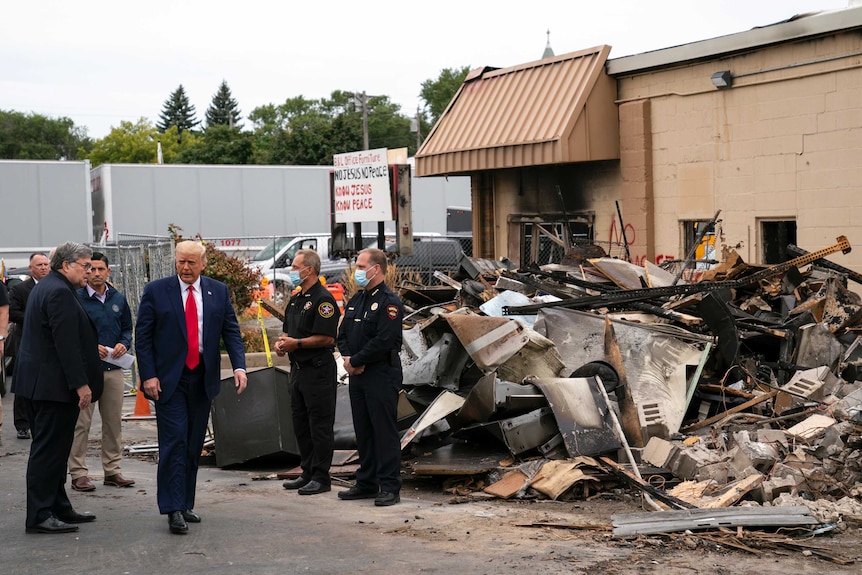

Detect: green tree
248,96,341,165
86,118,198,167
420,66,470,127
364,95,414,154
178,124,254,164
248,90,422,164
205,80,243,129
157,84,199,138
247,103,285,164
0,109,91,160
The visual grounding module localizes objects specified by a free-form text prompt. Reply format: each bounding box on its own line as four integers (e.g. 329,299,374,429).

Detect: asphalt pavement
0,386,535,575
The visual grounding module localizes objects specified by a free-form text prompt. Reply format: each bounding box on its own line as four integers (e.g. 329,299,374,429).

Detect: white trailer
90,163,470,252
0,160,93,269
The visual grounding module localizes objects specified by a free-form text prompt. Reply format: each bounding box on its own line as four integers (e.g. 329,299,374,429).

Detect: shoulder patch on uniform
318,302,335,318
386,304,398,320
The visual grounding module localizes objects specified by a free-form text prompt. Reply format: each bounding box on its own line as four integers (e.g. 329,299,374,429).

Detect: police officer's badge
303,301,313,311
318,302,335,318
371,302,379,311
386,304,398,320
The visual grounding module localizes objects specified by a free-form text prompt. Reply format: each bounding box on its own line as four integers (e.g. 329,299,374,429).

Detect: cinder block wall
617,32,862,270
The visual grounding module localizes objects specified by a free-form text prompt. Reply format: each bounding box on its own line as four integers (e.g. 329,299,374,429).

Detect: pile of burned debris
395,236,862,531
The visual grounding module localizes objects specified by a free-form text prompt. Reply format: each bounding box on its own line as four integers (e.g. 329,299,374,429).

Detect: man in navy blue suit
135,240,247,535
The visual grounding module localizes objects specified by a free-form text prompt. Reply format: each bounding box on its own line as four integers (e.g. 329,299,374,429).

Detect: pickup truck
247,234,368,302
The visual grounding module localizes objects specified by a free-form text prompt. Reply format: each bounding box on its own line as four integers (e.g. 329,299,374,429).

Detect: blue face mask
353,269,369,288
354,265,377,288
289,266,309,287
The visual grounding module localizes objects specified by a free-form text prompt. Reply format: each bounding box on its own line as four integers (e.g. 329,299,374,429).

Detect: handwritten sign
333,148,392,223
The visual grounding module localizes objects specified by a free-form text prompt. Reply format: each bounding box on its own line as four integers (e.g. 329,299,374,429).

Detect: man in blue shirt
68,252,135,492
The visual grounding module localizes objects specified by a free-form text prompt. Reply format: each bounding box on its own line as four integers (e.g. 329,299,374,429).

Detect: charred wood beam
598,457,694,510
734,321,791,339
679,389,779,433
505,270,583,300
510,270,701,324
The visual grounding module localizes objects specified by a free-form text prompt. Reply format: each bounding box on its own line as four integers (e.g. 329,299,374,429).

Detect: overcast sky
0,0,853,139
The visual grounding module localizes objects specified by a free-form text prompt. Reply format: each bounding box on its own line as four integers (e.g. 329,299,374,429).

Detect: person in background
0,279,8,444
8,252,51,440
68,252,135,492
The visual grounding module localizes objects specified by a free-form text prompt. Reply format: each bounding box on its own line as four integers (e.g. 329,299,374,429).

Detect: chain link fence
94,235,175,323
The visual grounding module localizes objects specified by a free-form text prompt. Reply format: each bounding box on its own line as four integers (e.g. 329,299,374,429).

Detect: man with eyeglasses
11,242,104,534
8,252,51,440
275,249,340,495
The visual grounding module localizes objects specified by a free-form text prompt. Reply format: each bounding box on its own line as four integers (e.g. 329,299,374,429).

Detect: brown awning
416,46,619,177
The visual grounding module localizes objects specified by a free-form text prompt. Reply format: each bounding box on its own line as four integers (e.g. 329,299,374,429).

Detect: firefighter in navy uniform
275,249,341,495
336,248,403,507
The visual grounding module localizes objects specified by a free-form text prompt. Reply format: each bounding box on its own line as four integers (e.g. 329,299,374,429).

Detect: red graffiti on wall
608,220,636,255
608,221,675,266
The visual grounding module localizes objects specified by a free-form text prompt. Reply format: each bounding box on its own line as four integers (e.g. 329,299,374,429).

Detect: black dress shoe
25,516,79,534
374,491,400,506
17,429,30,440
282,476,310,490
182,509,201,523
56,510,97,523
297,480,331,495
168,511,188,534
338,485,378,500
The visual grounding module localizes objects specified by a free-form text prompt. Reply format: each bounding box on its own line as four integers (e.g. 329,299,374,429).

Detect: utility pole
361,91,369,150
415,105,422,149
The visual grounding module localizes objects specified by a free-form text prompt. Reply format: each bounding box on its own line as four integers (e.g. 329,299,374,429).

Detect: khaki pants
68,369,126,479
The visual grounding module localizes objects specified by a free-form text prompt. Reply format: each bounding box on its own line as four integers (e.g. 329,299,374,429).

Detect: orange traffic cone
123,385,155,420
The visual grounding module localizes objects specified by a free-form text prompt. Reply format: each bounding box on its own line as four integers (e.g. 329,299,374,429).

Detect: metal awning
415,46,620,176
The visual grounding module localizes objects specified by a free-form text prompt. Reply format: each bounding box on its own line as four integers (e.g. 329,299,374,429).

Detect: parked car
3,267,31,290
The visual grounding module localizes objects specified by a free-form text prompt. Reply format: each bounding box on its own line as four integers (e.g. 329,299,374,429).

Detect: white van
249,232,448,301
248,233,383,300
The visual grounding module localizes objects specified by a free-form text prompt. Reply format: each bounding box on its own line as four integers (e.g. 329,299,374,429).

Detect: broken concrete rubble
383,239,862,539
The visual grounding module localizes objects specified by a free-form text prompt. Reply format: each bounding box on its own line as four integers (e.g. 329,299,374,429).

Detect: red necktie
185,286,199,370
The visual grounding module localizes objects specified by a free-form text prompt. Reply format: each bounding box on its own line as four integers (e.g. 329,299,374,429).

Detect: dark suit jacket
11,271,103,403
9,277,36,325
135,275,245,402
6,277,36,366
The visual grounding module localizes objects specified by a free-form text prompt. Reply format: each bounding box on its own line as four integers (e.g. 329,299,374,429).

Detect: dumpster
211,366,299,467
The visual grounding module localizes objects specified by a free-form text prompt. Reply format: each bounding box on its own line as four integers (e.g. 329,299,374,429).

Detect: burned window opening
516,216,594,267
761,219,797,264
682,219,717,269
